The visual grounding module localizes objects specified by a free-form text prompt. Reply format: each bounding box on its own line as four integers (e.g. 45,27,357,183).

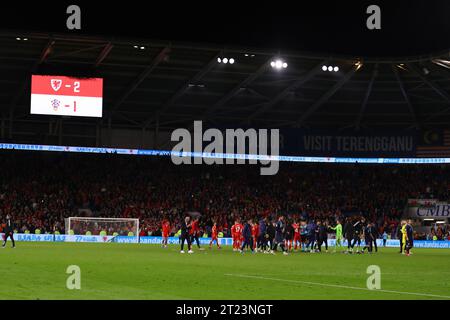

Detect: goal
65,217,139,238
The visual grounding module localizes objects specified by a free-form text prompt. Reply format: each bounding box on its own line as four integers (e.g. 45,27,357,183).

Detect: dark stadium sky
0,0,449,56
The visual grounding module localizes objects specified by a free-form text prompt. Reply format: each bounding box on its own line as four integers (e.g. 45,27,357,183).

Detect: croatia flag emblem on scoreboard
31,75,103,117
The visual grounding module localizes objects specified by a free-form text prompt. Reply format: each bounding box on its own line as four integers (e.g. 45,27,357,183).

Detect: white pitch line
224,273,450,299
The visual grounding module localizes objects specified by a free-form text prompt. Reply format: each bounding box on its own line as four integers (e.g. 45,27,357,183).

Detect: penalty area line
224,273,450,299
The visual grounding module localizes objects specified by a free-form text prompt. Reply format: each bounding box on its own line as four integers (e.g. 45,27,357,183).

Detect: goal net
65,217,139,238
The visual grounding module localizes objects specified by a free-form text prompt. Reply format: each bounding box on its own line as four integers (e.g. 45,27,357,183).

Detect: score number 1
65,101,77,112
66,81,79,112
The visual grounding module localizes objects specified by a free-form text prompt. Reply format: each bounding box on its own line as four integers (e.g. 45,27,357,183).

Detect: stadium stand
1,151,449,238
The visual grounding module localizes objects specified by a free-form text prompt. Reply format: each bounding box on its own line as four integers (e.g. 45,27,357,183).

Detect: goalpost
65,217,139,239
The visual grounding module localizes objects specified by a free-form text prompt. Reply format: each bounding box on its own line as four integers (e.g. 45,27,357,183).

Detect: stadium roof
0,30,449,144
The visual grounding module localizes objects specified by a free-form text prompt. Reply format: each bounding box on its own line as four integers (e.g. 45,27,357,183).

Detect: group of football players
230,216,330,255
162,216,221,253
162,215,413,255
230,215,387,255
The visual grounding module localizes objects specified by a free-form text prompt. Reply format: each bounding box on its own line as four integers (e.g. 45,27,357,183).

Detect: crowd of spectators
427,224,450,240
1,151,450,238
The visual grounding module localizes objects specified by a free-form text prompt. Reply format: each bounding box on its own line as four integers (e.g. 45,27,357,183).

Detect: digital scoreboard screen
30,75,103,117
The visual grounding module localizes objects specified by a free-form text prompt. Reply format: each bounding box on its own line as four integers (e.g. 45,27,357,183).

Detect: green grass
0,243,449,300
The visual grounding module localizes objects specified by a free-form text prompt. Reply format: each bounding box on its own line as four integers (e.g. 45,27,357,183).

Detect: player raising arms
209,222,221,250
161,219,171,248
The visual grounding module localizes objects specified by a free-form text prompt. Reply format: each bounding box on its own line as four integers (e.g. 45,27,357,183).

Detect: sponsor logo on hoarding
407,204,450,218
8,234,450,248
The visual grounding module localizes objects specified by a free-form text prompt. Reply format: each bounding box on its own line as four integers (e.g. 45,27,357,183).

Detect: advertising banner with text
280,129,450,158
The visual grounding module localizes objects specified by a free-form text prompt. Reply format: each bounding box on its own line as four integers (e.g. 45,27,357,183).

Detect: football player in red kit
251,221,259,252
292,220,301,251
237,220,244,250
231,220,243,251
161,219,171,248
190,218,203,250
209,222,221,249
231,221,238,251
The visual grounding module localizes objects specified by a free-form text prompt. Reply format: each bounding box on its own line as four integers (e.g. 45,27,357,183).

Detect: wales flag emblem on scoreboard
30,75,103,118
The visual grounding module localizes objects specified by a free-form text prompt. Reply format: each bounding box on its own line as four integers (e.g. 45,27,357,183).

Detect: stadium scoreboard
30,75,103,117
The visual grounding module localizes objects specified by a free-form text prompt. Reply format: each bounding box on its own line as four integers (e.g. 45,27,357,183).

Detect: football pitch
0,243,449,300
